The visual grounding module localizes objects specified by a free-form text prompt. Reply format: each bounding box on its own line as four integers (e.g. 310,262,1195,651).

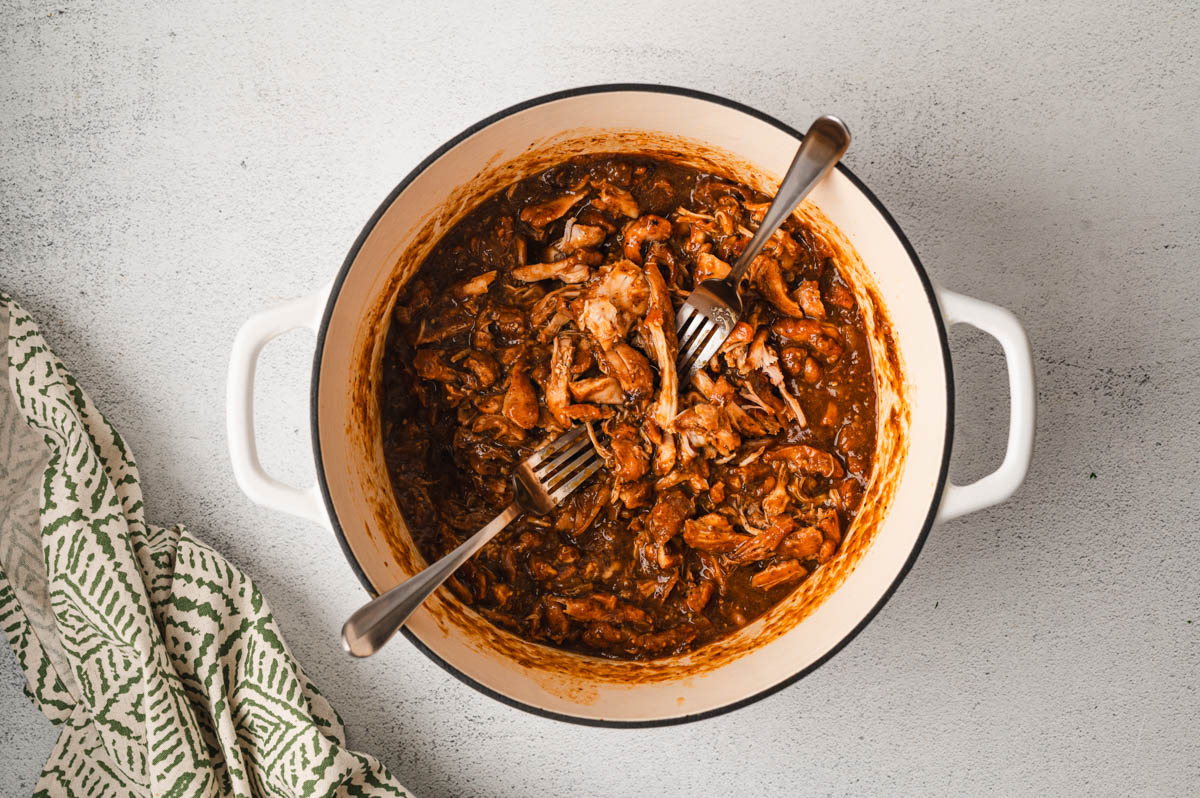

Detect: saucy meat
380,154,877,659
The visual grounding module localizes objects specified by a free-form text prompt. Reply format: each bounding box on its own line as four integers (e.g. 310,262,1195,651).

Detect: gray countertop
2,2,1197,795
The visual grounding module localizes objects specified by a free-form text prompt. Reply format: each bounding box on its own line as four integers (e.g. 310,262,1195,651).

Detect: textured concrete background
2,1,1197,795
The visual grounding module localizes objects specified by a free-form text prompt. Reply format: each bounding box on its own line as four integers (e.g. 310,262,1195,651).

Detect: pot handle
226,286,332,529
935,287,1036,522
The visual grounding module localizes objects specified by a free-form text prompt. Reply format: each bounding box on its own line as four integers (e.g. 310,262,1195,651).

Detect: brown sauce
379,154,876,659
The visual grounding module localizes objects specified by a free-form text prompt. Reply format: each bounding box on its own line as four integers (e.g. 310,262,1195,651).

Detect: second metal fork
341,425,602,657
675,115,852,380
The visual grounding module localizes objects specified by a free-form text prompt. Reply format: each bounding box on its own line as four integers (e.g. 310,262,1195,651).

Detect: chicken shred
590,179,640,218
750,559,807,589
451,270,497,298
750,254,806,318
601,342,654,399
694,252,731,284
795,279,826,319
747,327,807,426
641,261,679,476
559,219,607,253
520,191,587,228
512,250,600,284
572,260,649,350
502,369,540,430
569,376,625,404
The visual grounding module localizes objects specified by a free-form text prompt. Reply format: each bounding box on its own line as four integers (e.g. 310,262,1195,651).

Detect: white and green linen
0,292,409,797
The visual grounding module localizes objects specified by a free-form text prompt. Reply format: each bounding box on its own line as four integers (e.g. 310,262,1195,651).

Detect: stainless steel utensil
341,425,602,657
674,115,851,380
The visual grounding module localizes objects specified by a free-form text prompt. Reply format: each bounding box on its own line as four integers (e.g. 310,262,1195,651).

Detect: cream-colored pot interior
313,88,951,724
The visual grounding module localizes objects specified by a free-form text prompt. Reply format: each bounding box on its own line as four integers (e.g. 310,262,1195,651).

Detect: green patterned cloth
0,293,409,797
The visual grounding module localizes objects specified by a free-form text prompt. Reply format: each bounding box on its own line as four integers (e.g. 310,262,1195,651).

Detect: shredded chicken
557,594,650,626
771,317,844,363
520,191,587,228
414,349,459,383
388,154,876,660
600,342,654,399
761,464,790,516
502,369,539,430
528,286,579,343
546,335,577,426
415,313,473,345
530,286,579,326
692,371,768,436
622,215,673,263
450,270,497,298
763,228,801,272
743,200,770,223
730,517,795,563
569,376,625,404
470,413,527,445
512,250,601,284
618,479,654,509
641,262,678,475
778,525,824,560
654,460,709,494
694,252,731,284
572,260,649,350
750,559,807,589
590,178,639,218
457,350,501,389
720,320,755,373
558,218,606,253
747,328,807,426
647,490,693,542
683,514,749,552
750,254,806,318
609,423,650,482
684,580,714,613
675,403,740,460
763,444,845,478
795,279,826,319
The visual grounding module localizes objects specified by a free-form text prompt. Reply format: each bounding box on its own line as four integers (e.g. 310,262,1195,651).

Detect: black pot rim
310,82,954,729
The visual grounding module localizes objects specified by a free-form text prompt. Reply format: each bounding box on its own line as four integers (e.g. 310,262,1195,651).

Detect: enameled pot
226,85,1035,726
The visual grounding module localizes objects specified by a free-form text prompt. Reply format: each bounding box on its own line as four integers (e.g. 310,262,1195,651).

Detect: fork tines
675,302,732,381
525,426,603,504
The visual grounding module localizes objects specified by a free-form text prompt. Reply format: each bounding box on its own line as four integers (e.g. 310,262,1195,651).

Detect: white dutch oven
226,85,1035,726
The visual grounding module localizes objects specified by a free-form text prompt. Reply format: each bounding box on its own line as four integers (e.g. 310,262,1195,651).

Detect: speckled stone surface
2,2,1197,795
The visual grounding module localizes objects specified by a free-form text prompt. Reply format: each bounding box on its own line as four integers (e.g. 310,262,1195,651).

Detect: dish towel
0,292,409,797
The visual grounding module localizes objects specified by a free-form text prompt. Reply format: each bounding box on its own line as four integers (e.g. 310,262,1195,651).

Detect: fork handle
341,501,523,657
727,115,851,285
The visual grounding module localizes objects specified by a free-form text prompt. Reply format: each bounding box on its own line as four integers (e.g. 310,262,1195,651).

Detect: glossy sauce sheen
380,154,876,659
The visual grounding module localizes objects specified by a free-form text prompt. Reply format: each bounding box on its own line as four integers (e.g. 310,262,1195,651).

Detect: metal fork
341,426,602,657
675,115,852,380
